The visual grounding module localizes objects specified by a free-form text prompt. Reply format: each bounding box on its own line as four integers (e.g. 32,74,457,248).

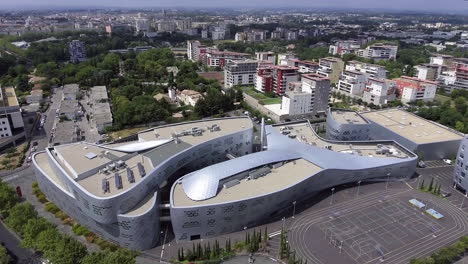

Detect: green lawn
261,98,282,105
435,94,451,104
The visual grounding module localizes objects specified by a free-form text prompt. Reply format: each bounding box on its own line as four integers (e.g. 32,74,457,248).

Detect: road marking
405,181,414,190
269,230,282,238
2,174,20,182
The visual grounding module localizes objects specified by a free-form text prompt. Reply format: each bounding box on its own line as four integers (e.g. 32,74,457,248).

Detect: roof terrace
361,109,463,144
274,122,413,159
172,158,322,207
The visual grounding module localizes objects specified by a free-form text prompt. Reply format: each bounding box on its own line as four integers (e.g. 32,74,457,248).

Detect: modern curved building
326,108,373,141
34,116,418,250
327,108,464,160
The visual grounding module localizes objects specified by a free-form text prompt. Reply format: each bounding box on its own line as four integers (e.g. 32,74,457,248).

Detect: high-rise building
69,40,86,63
300,73,331,116
317,57,344,84
224,60,259,88
211,28,226,40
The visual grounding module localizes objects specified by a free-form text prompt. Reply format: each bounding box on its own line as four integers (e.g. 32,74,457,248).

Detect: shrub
44,203,60,214
37,193,48,203
72,224,91,236
54,211,68,220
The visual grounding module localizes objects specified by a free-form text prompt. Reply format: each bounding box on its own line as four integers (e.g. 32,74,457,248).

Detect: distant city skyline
0,0,467,12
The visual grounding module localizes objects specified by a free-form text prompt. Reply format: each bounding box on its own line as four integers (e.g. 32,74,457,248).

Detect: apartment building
204,50,250,68
316,57,344,84
345,61,387,79
451,58,468,91
394,76,437,103
187,40,206,62
358,43,398,61
414,64,444,81
224,60,259,88
256,52,276,64
329,40,361,56
430,54,454,66
286,59,319,73
135,18,149,32
300,73,331,116
255,66,299,95
175,19,192,31
69,40,86,63
280,92,312,116
362,78,397,106
337,70,368,96
0,86,24,139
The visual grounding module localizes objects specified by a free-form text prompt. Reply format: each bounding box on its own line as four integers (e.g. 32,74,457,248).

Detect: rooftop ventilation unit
127,167,135,183
115,173,123,189
85,152,97,159
223,179,240,189
116,160,125,168
137,162,146,177
101,179,110,193
107,163,116,171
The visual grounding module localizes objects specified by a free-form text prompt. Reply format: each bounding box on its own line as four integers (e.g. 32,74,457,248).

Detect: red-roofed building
394,76,437,103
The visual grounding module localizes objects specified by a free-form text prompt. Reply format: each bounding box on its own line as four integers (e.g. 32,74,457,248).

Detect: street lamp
385,173,391,190
356,180,362,198
292,201,297,219
330,188,335,205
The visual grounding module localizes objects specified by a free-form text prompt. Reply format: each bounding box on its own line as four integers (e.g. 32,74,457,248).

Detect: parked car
441,190,451,197
442,159,452,165
417,160,426,168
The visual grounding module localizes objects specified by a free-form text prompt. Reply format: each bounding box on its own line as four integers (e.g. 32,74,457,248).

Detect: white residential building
414,64,444,82
395,76,437,103
317,57,345,84
224,60,258,88
345,61,387,79
358,44,398,61
362,78,397,106
178,90,203,107
337,71,368,96
281,92,312,115
430,54,454,66
256,52,276,64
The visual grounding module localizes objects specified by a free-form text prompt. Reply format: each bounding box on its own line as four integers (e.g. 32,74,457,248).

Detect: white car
442,159,452,165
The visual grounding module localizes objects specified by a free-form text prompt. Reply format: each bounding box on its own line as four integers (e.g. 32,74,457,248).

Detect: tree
46,235,87,264
428,178,434,192
21,217,55,249
0,245,11,264
420,179,425,190
5,203,37,234
454,97,468,115
0,180,20,216
456,121,465,133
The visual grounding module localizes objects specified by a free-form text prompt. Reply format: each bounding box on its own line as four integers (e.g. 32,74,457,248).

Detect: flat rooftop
331,110,368,125
361,109,463,144
138,118,252,145
274,123,412,159
172,158,322,207
36,118,253,198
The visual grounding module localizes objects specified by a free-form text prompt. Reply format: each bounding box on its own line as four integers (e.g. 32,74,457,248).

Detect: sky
0,0,467,12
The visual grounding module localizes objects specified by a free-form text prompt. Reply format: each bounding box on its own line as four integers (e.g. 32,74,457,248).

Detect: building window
462,171,466,178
